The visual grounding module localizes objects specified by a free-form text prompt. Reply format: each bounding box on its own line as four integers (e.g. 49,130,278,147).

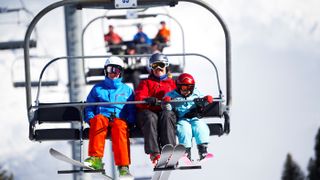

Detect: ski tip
49,148,55,155
207,153,214,158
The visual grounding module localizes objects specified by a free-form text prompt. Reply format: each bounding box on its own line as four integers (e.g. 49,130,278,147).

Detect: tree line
282,128,320,180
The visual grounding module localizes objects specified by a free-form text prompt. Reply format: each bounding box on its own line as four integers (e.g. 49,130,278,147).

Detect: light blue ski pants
176,118,210,148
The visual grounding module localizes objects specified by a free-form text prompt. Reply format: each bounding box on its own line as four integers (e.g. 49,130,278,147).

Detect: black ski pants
137,109,176,154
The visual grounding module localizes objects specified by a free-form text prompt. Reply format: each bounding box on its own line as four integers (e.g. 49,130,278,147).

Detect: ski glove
162,96,171,103
161,96,172,111
144,97,158,106
194,95,213,107
203,95,213,103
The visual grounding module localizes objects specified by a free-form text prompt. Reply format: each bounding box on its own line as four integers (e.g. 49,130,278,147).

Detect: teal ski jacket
165,87,203,119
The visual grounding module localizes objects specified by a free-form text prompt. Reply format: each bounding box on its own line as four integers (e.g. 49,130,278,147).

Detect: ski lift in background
23,0,231,176
1,2,60,87
11,54,59,87
0,2,37,50
81,10,186,88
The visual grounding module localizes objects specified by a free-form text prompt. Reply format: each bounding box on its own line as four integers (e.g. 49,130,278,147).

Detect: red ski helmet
176,73,195,96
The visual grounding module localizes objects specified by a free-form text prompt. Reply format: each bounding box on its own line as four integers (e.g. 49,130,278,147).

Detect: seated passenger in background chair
162,73,213,161
154,21,171,44
133,23,152,54
84,56,135,177
104,25,123,55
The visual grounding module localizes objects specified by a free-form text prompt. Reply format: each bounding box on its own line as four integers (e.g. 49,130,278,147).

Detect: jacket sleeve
134,79,150,109
84,87,98,123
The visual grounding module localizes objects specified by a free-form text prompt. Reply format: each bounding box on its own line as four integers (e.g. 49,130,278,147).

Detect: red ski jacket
135,75,176,112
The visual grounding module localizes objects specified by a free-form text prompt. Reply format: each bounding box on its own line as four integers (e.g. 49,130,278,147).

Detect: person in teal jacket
84,56,135,176
162,73,213,161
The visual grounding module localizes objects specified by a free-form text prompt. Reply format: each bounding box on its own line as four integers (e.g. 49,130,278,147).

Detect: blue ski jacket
133,32,152,45
85,77,136,124
165,87,203,119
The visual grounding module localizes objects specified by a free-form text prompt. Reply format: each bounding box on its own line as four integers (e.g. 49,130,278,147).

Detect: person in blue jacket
133,23,152,53
84,56,135,177
162,73,213,161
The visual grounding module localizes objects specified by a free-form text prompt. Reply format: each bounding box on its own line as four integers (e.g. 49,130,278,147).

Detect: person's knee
90,114,108,126
161,110,176,123
113,118,127,129
138,110,158,127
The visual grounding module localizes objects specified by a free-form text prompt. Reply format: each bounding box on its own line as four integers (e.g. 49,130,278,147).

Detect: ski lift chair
28,53,229,141
24,1,231,178
82,12,185,88
11,55,59,88
24,6,231,180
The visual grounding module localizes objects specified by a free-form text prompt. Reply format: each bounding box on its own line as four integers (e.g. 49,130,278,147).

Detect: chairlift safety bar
32,98,224,110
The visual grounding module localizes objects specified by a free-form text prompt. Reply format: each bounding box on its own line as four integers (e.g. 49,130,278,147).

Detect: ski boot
197,143,208,160
118,166,130,176
84,156,104,170
150,152,161,165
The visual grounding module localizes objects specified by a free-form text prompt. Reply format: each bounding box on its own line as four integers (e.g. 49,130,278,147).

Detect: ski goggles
177,84,194,91
150,61,169,70
105,65,123,74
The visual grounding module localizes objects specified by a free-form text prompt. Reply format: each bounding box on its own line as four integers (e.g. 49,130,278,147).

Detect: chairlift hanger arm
24,0,231,122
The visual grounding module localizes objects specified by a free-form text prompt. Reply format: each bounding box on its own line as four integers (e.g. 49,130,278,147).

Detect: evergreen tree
281,153,305,180
307,128,320,180
0,165,13,180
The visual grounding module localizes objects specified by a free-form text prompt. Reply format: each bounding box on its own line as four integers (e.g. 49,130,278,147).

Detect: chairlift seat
30,101,227,141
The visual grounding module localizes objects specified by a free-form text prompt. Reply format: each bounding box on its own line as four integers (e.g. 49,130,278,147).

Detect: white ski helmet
104,56,125,77
104,56,125,68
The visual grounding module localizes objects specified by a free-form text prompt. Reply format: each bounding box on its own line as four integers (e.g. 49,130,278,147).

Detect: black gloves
144,97,158,106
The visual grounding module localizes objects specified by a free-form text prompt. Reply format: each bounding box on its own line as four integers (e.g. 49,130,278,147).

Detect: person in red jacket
104,25,123,54
135,53,177,164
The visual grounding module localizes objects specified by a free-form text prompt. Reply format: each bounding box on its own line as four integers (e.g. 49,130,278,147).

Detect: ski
158,144,186,180
197,153,214,165
49,148,113,180
181,152,214,166
151,144,174,180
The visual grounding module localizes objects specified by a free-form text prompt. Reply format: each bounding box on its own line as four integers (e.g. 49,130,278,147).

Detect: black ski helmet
149,53,169,65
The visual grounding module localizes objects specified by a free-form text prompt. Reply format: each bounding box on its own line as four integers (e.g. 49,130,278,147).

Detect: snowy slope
1,0,320,180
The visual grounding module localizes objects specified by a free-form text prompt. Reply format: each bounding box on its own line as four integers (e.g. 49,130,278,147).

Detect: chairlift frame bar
35,53,222,107
24,0,231,122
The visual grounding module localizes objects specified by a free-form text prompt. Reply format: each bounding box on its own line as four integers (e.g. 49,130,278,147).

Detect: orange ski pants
88,114,130,166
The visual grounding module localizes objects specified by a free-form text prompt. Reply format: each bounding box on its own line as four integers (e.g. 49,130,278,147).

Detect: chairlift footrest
154,165,201,171
57,169,105,174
